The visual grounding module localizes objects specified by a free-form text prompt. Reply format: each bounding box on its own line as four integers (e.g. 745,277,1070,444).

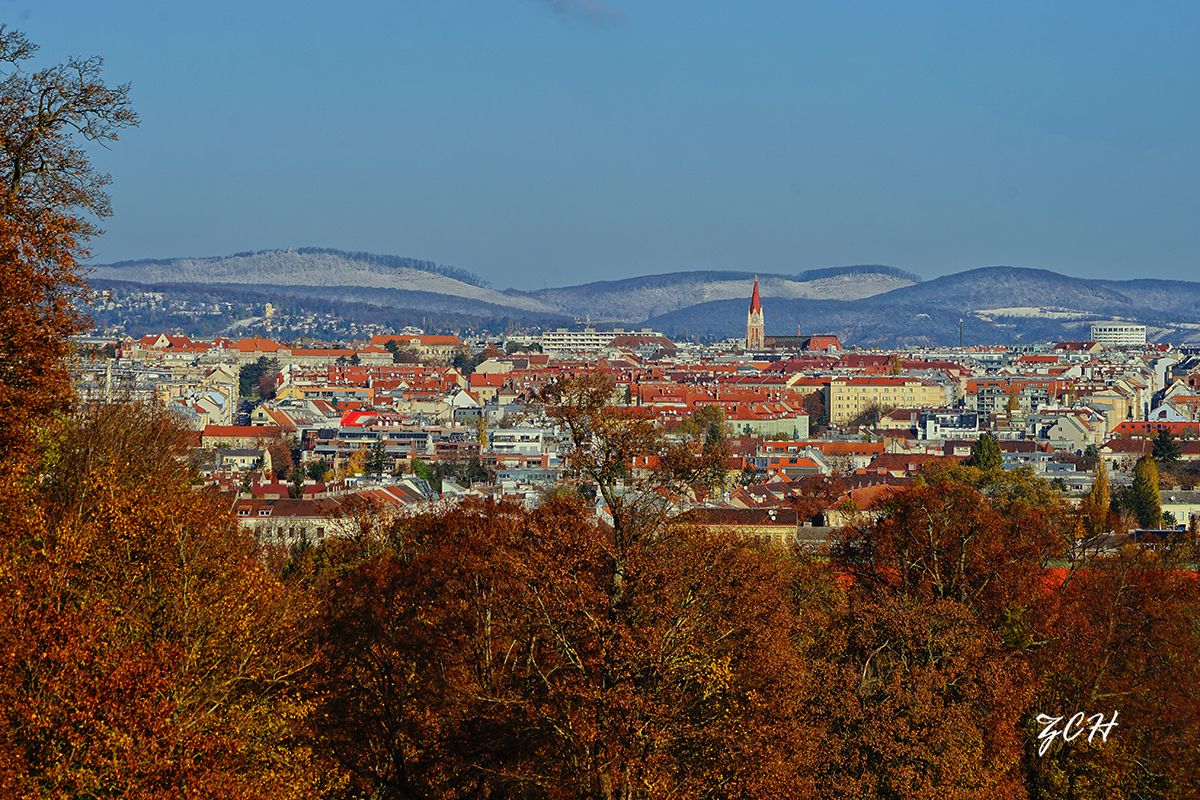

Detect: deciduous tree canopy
0,26,136,457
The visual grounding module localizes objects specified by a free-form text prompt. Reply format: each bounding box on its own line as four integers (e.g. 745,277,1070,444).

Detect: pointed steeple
746,275,765,349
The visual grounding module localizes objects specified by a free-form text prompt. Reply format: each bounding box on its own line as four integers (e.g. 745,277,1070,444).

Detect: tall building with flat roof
1090,324,1146,347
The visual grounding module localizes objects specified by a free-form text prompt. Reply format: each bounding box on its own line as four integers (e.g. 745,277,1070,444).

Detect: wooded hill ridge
91,248,1200,346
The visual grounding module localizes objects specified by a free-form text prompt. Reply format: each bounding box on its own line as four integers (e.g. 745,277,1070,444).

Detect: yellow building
828,376,949,424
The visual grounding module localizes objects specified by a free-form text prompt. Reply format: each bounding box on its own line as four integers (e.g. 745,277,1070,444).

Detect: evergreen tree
965,433,1002,471
1153,429,1182,465
1129,455,1162,529
366,439,388,477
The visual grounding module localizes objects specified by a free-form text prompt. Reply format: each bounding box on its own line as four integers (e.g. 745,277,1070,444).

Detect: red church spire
746,275,765,349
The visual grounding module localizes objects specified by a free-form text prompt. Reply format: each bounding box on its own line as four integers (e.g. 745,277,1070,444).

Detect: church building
746,276,765,349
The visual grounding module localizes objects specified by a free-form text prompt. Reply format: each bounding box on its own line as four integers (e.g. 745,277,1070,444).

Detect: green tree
1153,428,1182,465
451,349,485,376
965,432,1003,471
288,466,306,498
412,458,436,490
366,438,389,477
1128,455,1162,529
239,355,279,399
306,458,330,483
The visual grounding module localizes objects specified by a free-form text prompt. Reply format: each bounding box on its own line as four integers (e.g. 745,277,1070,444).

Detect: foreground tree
0,27,137,458
1026,549,1200,798
0,404,336,796
822,473,1069,798
304,497,817,800
539,373,726,604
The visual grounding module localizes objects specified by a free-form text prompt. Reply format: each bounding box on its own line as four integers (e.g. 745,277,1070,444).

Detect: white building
1090,323,1147,347
540,327,664,354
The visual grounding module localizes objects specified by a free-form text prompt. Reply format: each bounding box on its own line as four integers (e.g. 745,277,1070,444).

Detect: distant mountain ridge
105,246,490,288
525,267,919,321
87,250,1200,347
91,249,920,323
91,248,560,315
646,266,1200,347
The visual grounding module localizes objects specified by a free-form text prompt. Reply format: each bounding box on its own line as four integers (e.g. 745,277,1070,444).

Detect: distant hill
89,250,919,323
91,248,562,316
647,266,1200,347
85,251,1200,347
526,265,919,322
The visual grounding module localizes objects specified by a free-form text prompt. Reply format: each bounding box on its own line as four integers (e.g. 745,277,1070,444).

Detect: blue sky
15,0,1200,290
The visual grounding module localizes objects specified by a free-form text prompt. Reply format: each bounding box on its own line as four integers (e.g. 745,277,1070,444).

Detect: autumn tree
821,473,1071,798
338,444,368,479
539,373,727,604
267,436,294,480
675,404,732,492
0,26,137,458
1079,461,1111,538
1025,550,1200,797
0,403,337,796
304,496,817,800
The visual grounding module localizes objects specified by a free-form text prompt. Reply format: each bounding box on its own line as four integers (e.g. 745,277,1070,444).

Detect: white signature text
1035,711,1119,756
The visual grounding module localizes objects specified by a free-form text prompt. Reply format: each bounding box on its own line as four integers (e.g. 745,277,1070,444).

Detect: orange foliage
0,404,339,796
305,496,818,799
0,26,137,459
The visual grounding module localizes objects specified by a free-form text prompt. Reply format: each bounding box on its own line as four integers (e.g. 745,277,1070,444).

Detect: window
259,509,272,517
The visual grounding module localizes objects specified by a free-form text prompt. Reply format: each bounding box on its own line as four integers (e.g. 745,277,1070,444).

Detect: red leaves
306,497,817,799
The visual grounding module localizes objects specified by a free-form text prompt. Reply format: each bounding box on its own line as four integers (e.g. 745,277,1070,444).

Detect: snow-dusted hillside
91,249,561,315
533,271,916,322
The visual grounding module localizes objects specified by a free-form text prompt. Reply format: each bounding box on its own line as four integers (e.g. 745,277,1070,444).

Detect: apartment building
827,377,950,424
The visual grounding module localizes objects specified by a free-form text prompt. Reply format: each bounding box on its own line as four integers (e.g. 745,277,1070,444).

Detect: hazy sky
14,0,1200,290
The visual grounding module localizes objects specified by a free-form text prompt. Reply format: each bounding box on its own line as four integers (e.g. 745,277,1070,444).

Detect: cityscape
72,275,1200,550
9,5,1200,798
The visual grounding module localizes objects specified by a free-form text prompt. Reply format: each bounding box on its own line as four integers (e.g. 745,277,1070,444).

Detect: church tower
746,275,765,349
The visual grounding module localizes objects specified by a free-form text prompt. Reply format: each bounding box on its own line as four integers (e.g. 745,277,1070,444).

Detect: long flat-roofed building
540,327,665,354
1090,323,1147,347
